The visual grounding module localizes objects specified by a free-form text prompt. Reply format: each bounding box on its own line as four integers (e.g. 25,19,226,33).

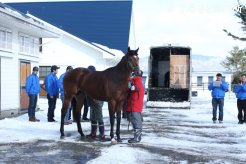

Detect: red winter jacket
126,76,144,113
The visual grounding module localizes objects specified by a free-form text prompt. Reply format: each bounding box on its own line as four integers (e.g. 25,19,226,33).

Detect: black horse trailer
147,46,191,108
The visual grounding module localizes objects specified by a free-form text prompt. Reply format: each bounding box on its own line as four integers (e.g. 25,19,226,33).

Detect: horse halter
127,55,139,71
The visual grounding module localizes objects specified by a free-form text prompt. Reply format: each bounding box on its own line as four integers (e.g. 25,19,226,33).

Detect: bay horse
60,47,140,142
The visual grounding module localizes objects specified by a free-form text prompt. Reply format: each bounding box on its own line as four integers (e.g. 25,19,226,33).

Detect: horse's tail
71,97,77,121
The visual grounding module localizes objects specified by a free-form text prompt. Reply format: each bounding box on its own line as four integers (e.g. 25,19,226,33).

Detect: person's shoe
128,138,141,143
213,120,216,123
34,117,40,122
29,117,40,122
128,129,142,143
48,119,57,122
238,121,243,124
86,133,97,139
99,134,106,141
86,124,97,139
29,117,35,122
219,120,223,124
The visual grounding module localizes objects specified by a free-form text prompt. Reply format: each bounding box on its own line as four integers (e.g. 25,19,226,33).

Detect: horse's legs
108,101,116,140
116,111,122,142
116,101,124,142
109,113,115,139
60,95,73,139
74,92,85,139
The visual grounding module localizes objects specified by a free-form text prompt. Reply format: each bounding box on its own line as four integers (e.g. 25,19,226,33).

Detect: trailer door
170,55,190,89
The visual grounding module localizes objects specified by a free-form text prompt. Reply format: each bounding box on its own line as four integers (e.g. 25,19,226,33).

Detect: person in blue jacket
25,66,40,122
233,74,246,124
58,66,73,125
44,65,60,122
208,73,228,123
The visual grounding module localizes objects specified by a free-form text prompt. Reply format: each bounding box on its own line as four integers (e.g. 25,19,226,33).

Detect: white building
0,3,60,118
192,71,233,92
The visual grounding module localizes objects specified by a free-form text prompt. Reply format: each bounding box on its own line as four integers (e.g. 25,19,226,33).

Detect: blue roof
7,1,132,53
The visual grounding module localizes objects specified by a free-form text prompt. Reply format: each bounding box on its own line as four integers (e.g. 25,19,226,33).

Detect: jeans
28,94,38,118
60,94,72,121
212,98,224,121
47,94,57,121
131,112,142,129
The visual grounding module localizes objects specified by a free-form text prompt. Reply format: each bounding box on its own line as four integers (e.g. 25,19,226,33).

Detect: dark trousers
212,98,224,121
82,96,89,119
28,94,38,118
47,94,57,121
237,99,246,122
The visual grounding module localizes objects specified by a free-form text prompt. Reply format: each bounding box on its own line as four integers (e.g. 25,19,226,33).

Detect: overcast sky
2,0,246,59
133,0,246,57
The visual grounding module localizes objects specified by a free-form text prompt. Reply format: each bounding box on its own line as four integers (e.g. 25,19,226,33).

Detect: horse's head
125,47,139,73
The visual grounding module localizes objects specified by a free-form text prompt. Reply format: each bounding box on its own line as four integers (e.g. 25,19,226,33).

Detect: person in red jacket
126,70,144,143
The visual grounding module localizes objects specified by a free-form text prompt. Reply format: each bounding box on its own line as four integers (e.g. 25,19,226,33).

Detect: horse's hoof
60,135,65,139
111,138,117,144
80,135,86,140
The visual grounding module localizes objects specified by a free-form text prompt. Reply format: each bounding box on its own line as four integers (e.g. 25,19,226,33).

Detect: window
39,66,51,78
0,27,12,50
197,76,203,86
19,33,39,55
208,76,214,83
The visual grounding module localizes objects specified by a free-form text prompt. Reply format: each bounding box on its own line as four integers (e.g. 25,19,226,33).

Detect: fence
191,82,235,91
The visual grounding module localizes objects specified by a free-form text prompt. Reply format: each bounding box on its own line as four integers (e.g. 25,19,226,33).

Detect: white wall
40,35,107,77
192,71,233,91
0,57,19,111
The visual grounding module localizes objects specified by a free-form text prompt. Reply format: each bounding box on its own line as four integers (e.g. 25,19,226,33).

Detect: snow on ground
1,90,246,163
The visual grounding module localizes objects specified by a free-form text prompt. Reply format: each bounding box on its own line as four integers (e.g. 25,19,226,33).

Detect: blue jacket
208,80,228,98
234,83,246,100
45,72,59,96
58,73,66,96
25,73,40,95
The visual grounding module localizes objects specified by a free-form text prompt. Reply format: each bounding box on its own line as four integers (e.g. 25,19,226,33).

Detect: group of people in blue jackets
208,73,246,124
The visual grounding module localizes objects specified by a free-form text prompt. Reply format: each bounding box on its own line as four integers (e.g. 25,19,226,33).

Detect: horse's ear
128,47,131,52
135,47,139,54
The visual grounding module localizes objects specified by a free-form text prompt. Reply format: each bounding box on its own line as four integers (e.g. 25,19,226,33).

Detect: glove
131,85,135,90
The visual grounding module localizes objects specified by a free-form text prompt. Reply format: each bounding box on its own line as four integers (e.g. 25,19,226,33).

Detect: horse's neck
113,59,131,79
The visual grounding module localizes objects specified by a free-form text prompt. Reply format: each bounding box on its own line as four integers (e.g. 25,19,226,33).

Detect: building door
20,62,31,111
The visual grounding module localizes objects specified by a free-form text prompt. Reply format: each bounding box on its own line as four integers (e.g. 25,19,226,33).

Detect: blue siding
7,1,132,53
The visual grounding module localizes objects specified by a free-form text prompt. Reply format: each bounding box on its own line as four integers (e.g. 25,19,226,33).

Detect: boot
86,124,97,139
128,129,142,143
34,117,40,122
29,117,40,122
99,124,105,141
29,117,35,122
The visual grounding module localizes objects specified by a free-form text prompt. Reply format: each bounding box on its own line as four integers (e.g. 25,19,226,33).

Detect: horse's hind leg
74,92,85,139
60,97,72,139
116,111,122,142
108,101,116,142
109,113,115,140
116,102,123,142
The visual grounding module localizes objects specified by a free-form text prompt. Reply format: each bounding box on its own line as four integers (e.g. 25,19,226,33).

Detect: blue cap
33,66,39,71
88,65,96,71
51,65,60,72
